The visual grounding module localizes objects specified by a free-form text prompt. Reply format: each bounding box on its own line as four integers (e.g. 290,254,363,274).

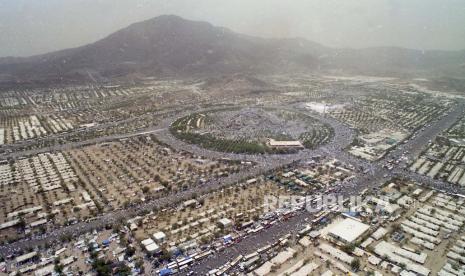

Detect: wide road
0,106,188,160
0,107,354,255
154,106,355,163
189,170,386,275
188,101,465,274
0,127,168,160
1,102,464,262
387,101,465,162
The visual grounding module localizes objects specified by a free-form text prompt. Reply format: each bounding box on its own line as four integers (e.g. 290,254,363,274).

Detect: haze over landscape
2,2,465,276
2,0,465,58
0,14,464,84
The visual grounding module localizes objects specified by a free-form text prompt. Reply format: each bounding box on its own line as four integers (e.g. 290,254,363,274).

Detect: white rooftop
141,238,154,246
268,139,303,147
372,227,388,240
328,217,370,243
153,231,166,241
16,251,37,263
218,218,232,226
145,242,160,252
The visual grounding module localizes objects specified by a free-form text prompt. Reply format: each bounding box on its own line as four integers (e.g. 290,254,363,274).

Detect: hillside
0,15,464,83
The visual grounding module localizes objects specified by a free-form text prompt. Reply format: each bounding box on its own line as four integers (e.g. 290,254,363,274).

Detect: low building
267,138,304,149
16,251,38,264
327,217,370,244
129,223,138,231
183,199,198,208
34,264,55,276
246,178,257,185
30,219,47,228
0,219,20,230
371,227,388,240
146,243,160,253
218,218,232,228
370,197,400,214
141,238,160,253
153,231,166,243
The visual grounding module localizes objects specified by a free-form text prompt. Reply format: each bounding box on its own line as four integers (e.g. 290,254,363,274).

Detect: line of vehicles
155,249,214,275
153,224,303,276
206,219,319,275
208,233,294,275
152,167,355,275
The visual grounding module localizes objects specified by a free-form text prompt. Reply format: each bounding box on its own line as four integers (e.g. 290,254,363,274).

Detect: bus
230,254,243,267
298,224,312,237
257,245,271,254
241,256,260,272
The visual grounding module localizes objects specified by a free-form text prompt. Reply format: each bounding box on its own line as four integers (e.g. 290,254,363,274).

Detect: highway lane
189,165,465,275
0,127,167,160
187,102,465,274
154,107,356,163
0,151,332,256
0,106,189,160
387,101,465,162
189,171,383,275
0,107,354,255
1,102,464,263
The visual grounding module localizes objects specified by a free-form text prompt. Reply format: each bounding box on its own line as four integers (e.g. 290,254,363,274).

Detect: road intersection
1,102,464,264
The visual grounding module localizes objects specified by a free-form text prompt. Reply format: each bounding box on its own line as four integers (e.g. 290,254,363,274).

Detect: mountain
0,15,464,83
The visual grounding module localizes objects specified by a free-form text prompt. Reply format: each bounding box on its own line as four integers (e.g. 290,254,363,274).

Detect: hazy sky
1,0,465,57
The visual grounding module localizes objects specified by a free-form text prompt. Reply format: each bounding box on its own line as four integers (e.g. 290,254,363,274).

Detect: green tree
351,258,360,271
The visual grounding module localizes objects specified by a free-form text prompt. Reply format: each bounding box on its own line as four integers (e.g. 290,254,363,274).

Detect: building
0,219,20,230
146,243,160,253
218,218,232,228
371,227,388,240
327,217,370,244
129,223,138,231
369,197,400,215
267,138,304,149
153,231,166,243
30,219,47,228
34,264,55,276
246,178,257,185
183,199,198,208
141,238,160,253
15,251,38,264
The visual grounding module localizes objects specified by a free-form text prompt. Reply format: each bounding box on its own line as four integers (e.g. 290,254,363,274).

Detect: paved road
155,106,355,163
0,107,187,160
189,171,382,275
1,102,464,265
387,101,465,162
0,127,167,160
0,107,354,255
187,101,465,274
